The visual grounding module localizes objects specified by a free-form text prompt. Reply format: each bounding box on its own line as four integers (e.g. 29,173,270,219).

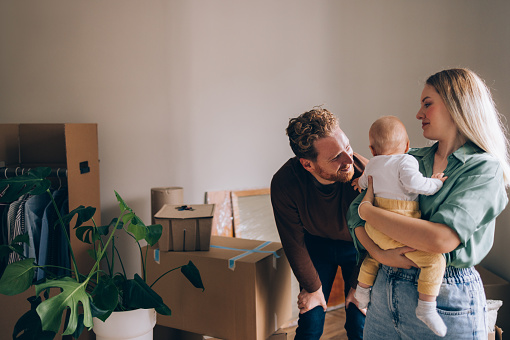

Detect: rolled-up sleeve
347,190,367,253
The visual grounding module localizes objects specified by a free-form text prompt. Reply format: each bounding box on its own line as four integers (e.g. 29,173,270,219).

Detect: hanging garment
24,193,52,262
7,194,30,264
37,189,69,280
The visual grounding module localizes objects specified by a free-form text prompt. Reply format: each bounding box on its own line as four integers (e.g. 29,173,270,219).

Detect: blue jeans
295,234,365,340
364,265,488,339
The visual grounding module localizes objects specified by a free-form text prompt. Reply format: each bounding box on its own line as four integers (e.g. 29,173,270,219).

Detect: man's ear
299,158,315,173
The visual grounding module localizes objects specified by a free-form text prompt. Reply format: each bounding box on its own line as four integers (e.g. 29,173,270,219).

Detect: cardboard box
155,204,215,251
488,325,503,340
476,265,510,333
146,236,292,340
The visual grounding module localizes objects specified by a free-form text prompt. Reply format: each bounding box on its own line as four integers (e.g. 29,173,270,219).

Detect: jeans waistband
380,265,482,285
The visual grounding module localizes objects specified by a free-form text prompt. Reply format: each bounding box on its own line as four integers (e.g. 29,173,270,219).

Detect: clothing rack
0,167,68,179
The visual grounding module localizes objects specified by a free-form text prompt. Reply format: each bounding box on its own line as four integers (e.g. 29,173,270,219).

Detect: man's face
308,127,354,184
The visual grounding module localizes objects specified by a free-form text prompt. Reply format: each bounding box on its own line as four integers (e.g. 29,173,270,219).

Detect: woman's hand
374,246,417,269
355,227,417,269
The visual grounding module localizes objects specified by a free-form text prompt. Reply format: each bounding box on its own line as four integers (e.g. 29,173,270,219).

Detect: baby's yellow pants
358,197,446,296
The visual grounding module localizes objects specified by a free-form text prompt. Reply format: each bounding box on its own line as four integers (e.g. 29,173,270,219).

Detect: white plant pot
93,308,157,340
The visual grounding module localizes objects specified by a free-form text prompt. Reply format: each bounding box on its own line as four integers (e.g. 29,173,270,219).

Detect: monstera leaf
114,191,162,246
0,167,52,203
35,277,93,335
122,274,171,316
0,259,36,295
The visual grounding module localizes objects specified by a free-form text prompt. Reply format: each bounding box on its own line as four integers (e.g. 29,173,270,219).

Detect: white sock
415,299,447,337
354,284,371,309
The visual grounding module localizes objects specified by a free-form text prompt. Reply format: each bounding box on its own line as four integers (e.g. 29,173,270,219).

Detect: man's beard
316,164,354,183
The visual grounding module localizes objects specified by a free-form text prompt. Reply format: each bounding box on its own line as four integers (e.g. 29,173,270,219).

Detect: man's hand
345,287,367,316
297,286,327,314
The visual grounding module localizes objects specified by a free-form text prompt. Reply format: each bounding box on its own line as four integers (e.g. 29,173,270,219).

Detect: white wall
1,0,509,281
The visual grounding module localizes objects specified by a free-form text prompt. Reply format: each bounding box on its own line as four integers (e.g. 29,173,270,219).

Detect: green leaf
145,224,162,246
13,296,56,340
115,191,132,214
89,299,111,322
35,277,93,335
92,276,119,311
67,313,85,339
0,167,52,203
122,274,171,316
11,244,25,256
0,259,35,295
59,206,96,230
120,212,134,228
127,219,146,242
76,225,94,244
12,233,30,245
181,261,205,291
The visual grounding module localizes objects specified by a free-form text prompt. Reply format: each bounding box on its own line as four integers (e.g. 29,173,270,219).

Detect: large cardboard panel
146,236,292,340
65,124,101,280
476,265,510,333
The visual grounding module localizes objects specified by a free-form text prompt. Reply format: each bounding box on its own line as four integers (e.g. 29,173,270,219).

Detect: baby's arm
400,157,445,196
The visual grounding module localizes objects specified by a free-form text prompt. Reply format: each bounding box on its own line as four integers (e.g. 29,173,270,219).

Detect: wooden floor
281,308,348,339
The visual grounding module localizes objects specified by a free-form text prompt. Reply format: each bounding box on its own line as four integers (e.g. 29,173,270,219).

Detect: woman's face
416,84,458,141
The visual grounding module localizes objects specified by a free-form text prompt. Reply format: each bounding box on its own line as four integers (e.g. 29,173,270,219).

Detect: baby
352,116,448,337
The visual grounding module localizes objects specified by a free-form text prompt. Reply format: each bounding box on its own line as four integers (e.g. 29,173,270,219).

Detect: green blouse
347,141,508,268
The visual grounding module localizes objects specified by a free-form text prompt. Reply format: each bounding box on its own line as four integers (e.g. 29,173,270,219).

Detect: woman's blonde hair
427,68,510,186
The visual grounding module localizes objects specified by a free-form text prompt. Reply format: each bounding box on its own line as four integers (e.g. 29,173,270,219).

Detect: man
271,107,367,339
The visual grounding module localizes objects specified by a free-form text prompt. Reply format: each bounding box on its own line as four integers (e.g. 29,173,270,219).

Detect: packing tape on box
210,241,280,271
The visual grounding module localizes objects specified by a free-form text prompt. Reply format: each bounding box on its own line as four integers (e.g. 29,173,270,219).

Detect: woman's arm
359,176,461,253
354,226,417,268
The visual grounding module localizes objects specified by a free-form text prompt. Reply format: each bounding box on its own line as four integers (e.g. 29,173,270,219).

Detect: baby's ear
369,145,377,157
405,140,410,153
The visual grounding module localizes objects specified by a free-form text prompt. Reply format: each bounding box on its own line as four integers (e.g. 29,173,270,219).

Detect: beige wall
1,1,509,281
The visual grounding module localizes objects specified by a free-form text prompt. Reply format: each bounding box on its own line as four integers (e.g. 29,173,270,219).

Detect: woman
348,68,510,339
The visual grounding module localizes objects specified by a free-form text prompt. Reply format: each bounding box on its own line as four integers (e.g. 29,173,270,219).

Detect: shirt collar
409,141,484,163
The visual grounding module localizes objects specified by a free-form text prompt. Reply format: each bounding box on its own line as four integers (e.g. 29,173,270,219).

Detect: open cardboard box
154,203,215,251
146,236,292,340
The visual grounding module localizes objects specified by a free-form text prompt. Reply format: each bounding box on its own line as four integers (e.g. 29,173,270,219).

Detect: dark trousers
295,234,365,340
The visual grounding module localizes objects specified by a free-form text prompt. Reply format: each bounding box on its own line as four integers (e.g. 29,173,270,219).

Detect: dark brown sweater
270,154,367,293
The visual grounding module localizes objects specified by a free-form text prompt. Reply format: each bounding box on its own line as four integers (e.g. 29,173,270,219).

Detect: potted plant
0,167,204,339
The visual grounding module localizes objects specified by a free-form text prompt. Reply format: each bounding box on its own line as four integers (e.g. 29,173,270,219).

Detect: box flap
155,204,215,219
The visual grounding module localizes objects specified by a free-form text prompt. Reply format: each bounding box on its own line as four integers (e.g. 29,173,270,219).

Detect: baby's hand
432,172,448,183
352,177,362,192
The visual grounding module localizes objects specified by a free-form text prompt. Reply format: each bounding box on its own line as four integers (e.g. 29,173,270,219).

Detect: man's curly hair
286,108,339,160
